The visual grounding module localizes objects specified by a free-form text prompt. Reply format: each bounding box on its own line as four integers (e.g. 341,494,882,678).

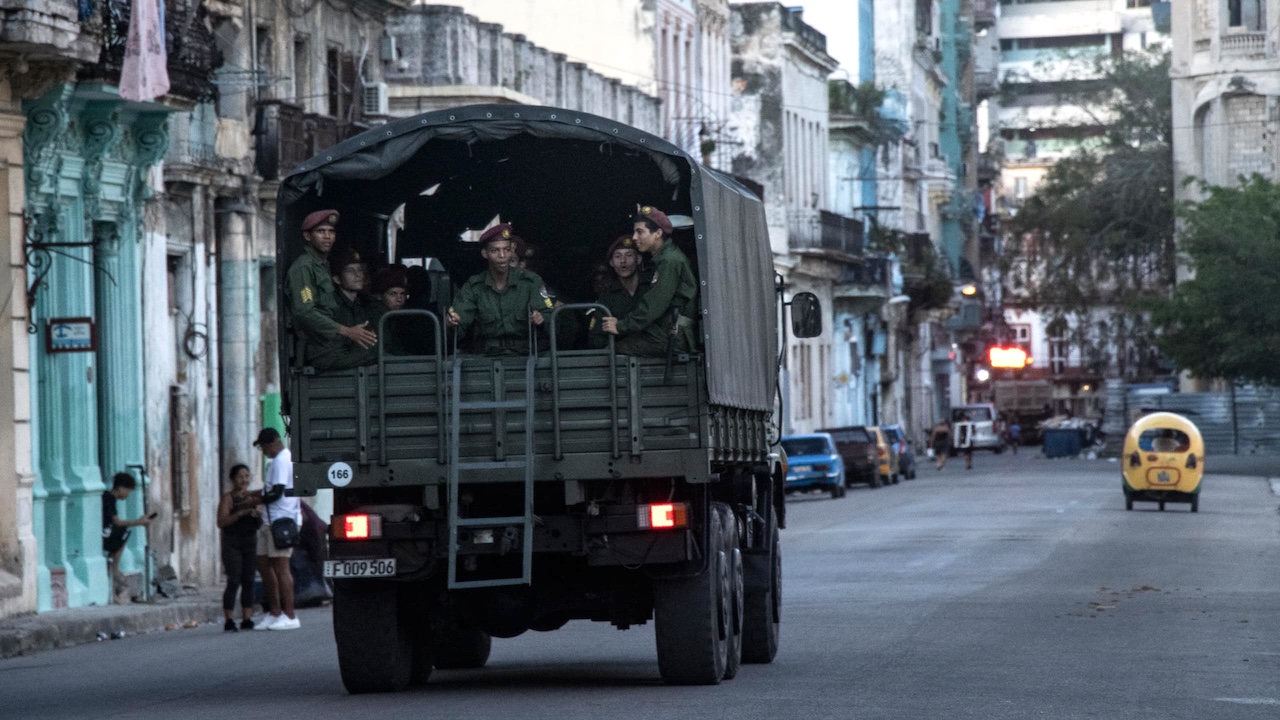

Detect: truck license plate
323,559,396,578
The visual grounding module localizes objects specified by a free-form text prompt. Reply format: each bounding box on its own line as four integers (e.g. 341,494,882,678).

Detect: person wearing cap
285,209,378,365
308,248,382,372
445,224,555,355
252,427,301,631
371,264,422,356
588,235,647,349
600,206,698,356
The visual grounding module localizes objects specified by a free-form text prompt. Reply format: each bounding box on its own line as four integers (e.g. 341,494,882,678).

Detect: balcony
78,0,222,104
974,69,999,99
836,257,891,300
255,101,370,181
973,0,997,30
1221,31,1268,58
788,210,864,256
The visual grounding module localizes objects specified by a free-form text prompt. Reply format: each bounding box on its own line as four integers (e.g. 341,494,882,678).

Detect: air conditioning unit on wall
363,82,389,116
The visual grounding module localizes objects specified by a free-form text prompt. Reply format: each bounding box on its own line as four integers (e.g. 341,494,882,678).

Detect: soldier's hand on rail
446,309,462,327
529,309,545,327
601,316,619,335
339,322,378,349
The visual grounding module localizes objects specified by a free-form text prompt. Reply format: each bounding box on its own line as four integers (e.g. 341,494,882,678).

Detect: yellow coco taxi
1122,412,1204,513
868,426,898,485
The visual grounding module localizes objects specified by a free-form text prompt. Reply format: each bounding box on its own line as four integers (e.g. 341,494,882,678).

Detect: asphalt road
4,455,1279,720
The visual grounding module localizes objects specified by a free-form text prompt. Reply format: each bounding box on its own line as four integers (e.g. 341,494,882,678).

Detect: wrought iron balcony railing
79,0,222,103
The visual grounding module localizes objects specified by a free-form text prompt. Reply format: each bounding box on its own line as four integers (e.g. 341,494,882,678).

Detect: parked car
781,434,846,499
950,403,1005,453
868,426,899,484
881,425,916,479
820,425,882,487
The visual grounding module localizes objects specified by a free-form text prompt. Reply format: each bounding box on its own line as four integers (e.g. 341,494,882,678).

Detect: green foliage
1003,48,1175,380
828,80,907,149
1152,177,1280,385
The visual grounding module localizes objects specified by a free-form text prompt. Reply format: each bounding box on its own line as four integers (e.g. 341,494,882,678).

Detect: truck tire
333,579,413,693
654,504,731,684
741,502,780,664
716,504,744,681
432,615,493,670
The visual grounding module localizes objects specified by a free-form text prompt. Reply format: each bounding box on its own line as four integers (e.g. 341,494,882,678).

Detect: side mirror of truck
790,292,822,338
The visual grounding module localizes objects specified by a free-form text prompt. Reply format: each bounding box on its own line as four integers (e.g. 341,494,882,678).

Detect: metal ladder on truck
446,350,536,589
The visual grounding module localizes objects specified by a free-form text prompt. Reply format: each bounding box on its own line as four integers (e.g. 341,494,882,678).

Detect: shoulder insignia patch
301,286,314,304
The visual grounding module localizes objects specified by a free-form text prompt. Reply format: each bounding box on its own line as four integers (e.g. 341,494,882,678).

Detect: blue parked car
781,433,846,499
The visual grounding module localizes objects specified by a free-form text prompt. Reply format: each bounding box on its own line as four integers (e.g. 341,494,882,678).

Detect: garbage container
1042,427,1084,458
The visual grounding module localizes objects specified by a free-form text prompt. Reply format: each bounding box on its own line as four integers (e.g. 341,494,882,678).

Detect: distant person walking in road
1008,421,1021,455
956,412,975,470
253,428,302,630
930,420,952,471
102,472,155,604
217,463,262,632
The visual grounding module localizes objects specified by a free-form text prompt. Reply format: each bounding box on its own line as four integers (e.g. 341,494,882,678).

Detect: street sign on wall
45,317,96,353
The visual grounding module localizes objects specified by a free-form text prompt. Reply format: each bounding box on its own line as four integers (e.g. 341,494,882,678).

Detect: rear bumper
785,473,841,490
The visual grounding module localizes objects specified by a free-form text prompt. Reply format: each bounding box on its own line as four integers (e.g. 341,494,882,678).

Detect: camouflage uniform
614,242,698,357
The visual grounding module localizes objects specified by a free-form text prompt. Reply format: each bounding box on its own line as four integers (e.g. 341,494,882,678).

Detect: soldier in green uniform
309,248,382,372
445,224,556,355
601,206,698,357
284,209,377,365
588,235,647,349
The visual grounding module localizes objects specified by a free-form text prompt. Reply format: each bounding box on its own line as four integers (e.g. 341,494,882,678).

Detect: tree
1002,48,1175,380
1152,177,1280,385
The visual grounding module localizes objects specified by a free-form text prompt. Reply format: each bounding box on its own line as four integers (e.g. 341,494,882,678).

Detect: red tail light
333,513,383,540
638,503,689,530
814,463,831,471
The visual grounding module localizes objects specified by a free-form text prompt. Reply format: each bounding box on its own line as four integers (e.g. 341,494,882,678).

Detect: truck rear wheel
432,613,493,670
333,579,413,693
742,501,780,663
654,503,731,684
716,504,744,681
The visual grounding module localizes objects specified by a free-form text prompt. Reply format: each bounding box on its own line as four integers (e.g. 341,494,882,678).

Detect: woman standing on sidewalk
216,464,261,631
930,420,953,471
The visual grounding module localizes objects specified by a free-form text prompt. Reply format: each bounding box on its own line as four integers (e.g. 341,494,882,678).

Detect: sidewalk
0,589,222,659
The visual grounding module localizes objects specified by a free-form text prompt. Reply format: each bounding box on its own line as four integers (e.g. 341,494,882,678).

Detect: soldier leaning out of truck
599,206,698,357
307,248,384,372
588,235,648,349
445,224,557,355
285,209,378,366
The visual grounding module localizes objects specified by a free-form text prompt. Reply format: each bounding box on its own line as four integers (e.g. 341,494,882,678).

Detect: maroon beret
606,235,637,260
479,223,520,247
302,209,340,232
328,247,363,277
636,205,673,233
371,266,408,294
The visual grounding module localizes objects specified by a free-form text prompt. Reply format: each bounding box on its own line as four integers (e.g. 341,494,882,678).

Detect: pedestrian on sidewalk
930,420,952,471
253,428,302,631
101,472,155,603
217,463,262,631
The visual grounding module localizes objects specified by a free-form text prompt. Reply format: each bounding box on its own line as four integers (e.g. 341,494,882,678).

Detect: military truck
276,105,821,693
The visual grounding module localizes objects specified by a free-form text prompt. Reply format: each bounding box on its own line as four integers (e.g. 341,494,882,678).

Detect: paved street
4,455,1279,720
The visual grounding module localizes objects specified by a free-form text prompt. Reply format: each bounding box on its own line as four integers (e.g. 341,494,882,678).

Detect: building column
217,208,258,483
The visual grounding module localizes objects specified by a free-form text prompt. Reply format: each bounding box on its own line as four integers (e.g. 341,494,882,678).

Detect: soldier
445,224,555,355
284,209,377,365
601,206,697,357
588,236,647,349
309,248,382,372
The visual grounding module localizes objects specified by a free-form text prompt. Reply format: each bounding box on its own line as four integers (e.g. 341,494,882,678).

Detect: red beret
607,235,637,259
479,223,519,246
302,209,340,232
328,247,362,277
371,266,408,294
636,205,673,233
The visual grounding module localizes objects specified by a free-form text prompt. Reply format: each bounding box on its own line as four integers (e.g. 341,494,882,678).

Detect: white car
950,404,1004,452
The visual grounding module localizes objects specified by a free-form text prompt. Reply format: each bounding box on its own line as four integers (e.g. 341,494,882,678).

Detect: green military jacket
310,292,382,372
615,241,698,352
452,268,556,355
587,278,647,349
285,245,341,346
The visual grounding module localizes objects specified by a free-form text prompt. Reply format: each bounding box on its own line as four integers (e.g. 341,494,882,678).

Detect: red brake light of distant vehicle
815,463,831,471
333,513,383,540
638,503,689,530
878,446,888,457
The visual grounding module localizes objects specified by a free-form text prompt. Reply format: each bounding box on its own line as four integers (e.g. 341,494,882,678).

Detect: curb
0,596,223,659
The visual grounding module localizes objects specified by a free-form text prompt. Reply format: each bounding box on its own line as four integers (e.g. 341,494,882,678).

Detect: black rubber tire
1190,497,1199,513
741,502,780,664
1159,501,1166,511
333,579,413,694
432,614,493,670
654,504,730,684
829,483,845,499
867,472,882,488
891,473,900,485
716,505,743,681
1125,497,1134,511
